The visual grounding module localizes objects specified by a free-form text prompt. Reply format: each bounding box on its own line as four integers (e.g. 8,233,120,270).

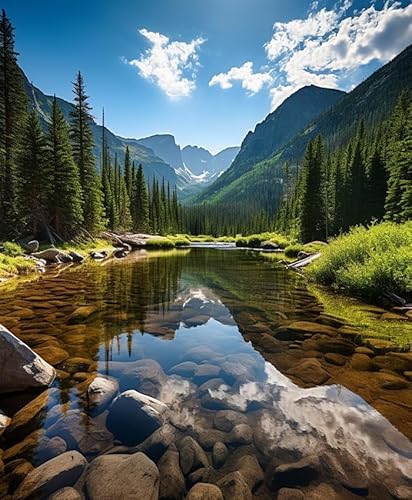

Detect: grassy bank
306,222,412,302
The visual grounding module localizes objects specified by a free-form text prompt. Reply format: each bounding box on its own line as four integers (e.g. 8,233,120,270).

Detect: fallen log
287,252,321,269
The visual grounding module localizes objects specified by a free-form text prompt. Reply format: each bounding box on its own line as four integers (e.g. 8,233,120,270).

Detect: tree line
275,90,412,242
0,10,182,242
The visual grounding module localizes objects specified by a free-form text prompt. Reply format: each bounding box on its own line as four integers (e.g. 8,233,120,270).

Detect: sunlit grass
236,232,294,249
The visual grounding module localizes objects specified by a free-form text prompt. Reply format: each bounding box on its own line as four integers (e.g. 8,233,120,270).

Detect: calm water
0,248,411,498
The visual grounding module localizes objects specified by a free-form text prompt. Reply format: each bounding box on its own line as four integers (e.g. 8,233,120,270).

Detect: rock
24,240,39,253
67,306,98,324
235,455,264,491
0,325,55,394
221,361,252,383
89,251,108,260
32,248,72,263
197,429,228,450
87,376,119,415
355,346,375,356
35,436,67,464
85,452,159,500
113,248,129,258
277,488,305,499
187,483,224,499
277,321,338,340
6,389,55,437
267,455,319,489
6,460,34,490
68,251,84,263
324,353,347,366
198,378,226,394
375,353,412,372
13,451,87,500
108,358,166,397
137,424,178,462
170,361,198,377
316,338,355,355
319,451,368,494
364,338,401,354
183,345,219,363
34,344,70,366
188,467,215,486
3,429,44,462
0,409,11,437
260,241,279,250
60,356,94,374
46,410,112,456
178,436,209,475
287,359,329,385
228,424,253,445
194,364,221,383
217,471,252,500
49,487,83,500
107,390,168,445
350,353,376,371
382,427,412,458
158,444,185,500
213,410,248,432
213,442,228,468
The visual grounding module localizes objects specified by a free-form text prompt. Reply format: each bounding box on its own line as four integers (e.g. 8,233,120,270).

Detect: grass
0,253,36,277
284,240,328,258
235,232,293,249
306,221,412,302
57,238,114,256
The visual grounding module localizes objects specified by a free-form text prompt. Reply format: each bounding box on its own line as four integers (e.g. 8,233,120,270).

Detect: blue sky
4,0,412,152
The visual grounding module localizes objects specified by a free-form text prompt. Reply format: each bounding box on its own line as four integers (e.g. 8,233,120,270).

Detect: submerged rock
319,450,368,494
87,376,119,415
0,409,11,437
178,436,209,475
287,359,329,385
107,390,168,445
212,442,228,468
13,451,87,500
0,325,55,394
85,452,159,500
187,483,224,499
267,455,319,489
217,471,252,500
158,444,185,500
49,487,83,500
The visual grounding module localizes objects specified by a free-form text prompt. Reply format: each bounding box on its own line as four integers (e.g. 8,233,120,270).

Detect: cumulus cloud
128,28,205,99
209,62,273,95
265,1,412,110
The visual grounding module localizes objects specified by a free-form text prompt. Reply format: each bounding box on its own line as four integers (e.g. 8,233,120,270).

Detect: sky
3,0,412,153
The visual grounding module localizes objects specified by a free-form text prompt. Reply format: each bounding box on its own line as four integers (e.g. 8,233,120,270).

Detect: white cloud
128,28,205,99
209,62,273,95
265,1,412,110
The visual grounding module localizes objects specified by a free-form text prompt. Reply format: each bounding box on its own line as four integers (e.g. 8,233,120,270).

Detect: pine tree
70,71,105,232
17,111,49,236
131,164,149,232
124,146,133,198
46,97,83,237
365,143,387,221
346,122,367,226
0,9,27,237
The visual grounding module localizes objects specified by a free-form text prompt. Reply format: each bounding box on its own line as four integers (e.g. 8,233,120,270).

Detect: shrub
306,222,412,301
3,241,23,257
146,237,175,249
284,244,304,258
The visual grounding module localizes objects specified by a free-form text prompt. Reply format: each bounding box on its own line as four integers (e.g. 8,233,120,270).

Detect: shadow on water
0,247,411,497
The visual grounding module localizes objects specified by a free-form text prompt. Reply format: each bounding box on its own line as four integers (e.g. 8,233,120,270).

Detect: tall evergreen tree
0,9,27,237
47,97,83,237
131,164,150,232
346,122,367,226
17,111,49,236
365,143,387,221
70,71,105,232
124,146,133,198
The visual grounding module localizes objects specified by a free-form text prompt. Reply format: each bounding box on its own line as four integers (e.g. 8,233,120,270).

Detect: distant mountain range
22,72,238,197
195,44,412,208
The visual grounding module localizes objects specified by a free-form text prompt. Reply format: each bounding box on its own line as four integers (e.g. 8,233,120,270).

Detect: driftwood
287,252,321,270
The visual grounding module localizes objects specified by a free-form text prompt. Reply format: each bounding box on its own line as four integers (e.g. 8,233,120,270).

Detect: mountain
196,45,412,208
23,73,178,187
135,135,239,199
196,85,345,203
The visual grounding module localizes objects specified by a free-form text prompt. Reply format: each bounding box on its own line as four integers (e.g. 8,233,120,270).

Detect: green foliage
307,222,412,301
284,244,304,258
146,237,175,249
0,254,35,277
235,232,291,248
2,241,23,256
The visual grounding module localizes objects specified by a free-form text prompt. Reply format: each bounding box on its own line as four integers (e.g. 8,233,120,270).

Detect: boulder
235,455,264,491
197,429,228,450
212,442,228,468
3,429,44,462
213,410,248,432
6,460,34,490
0,325,55,394
187,483,224,499
260,241,279,250
324,353,347,366
90,251,108,260
277,488,305,499
0,409,11,437
87,376,119,415
68,251,84,263
107,390,168,445
170,361,198,377
32,248,72,263
227,424,253,445
49,487,83,500
85,452,159,500
108,358,166,397
34,344,70,366
158,444,185,500
319,451,368,494
178,436,209,475
350,353,376,371
13,451,87,500
194,364,221,383
137,424,178,462
287,359,329,385
217,471,252,500
35,436,67,464
267,455,319,489
67,306,98,324
24,240,39,253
